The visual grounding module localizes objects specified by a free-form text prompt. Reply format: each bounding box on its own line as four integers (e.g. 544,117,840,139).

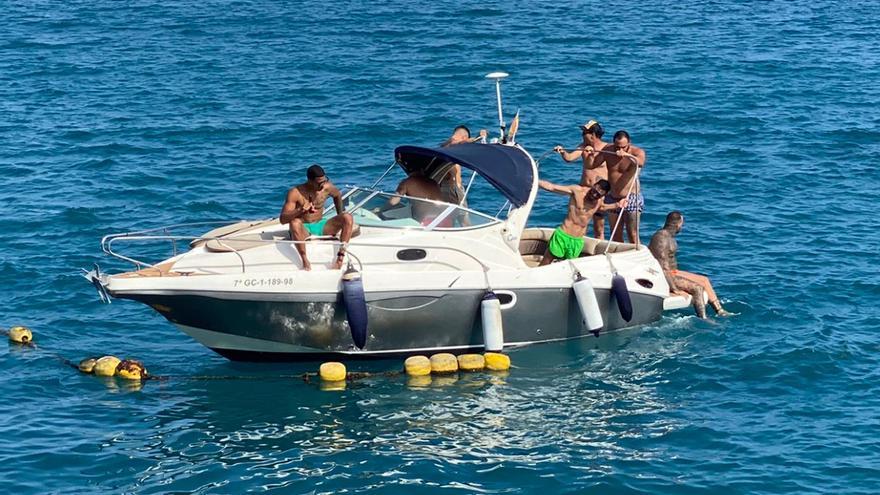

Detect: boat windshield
340,188,498,230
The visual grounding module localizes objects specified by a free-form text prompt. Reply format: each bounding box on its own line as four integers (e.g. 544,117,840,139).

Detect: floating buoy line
5,325,512,391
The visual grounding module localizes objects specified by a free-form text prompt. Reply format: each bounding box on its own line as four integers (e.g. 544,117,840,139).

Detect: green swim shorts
548,227,584,260
304,218,329,236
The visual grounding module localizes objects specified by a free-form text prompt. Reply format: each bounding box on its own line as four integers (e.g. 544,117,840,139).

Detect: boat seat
521,254,544,268
518,227,635,265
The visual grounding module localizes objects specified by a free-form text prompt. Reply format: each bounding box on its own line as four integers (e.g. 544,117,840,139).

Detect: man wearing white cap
553,120,609,239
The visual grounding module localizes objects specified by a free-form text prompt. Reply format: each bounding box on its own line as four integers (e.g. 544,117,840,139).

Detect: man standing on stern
554,119,609,238
591,130,647,244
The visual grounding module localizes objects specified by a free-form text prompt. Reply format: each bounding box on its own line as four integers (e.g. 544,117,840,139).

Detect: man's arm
538,179,578,196
554,144,593,163
617,146,647,167
453,164,463,188
467,129,489,143
376,182,404,213
599,198,626,211
279,188,310,224
329,183,345,215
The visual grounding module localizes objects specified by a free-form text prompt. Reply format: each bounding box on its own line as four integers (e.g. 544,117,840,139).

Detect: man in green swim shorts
538,178,612,266
279,164,354,271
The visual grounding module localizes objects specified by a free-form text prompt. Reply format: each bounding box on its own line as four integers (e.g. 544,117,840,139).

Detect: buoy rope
4,328,85,370
149,370,403,383
535,146,621,166
8,328,510,387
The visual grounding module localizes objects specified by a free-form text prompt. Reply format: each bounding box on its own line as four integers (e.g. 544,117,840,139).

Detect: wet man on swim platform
648,211,731,318
279,164,354,271
537,178,612,265
589,130,647,244
553,119,609,239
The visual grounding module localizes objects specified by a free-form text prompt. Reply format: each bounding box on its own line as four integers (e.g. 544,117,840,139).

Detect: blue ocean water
2,1,880,493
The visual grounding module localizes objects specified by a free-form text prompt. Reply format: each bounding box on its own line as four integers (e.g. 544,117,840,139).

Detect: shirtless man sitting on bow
537,178,612,265
648,211,731,318
279,164,354,271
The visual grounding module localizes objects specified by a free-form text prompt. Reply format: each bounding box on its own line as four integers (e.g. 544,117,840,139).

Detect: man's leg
323,213,354,269
623,210,640,244
288,219,311,271
592,213,605,240
608,210,625,242
539,248,556,266
675,270,730,315
675,271,717,301
674,274,707,319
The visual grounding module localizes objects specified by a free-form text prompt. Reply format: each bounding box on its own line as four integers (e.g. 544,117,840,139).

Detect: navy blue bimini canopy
394,143,534,208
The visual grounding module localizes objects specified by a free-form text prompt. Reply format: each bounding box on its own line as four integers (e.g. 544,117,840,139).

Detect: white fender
481,292,504,352
573,275,604,334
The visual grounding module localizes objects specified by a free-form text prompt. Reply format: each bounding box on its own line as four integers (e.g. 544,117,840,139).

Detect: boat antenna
485,72,509,142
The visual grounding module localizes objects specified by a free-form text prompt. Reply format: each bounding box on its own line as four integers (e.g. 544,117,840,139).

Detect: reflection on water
71,320,693,493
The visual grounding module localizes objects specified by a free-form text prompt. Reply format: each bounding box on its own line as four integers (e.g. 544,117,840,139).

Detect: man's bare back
398,175,442,202
648,228,679,273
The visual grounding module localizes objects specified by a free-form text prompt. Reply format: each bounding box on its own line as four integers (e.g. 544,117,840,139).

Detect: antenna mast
485,72,509,142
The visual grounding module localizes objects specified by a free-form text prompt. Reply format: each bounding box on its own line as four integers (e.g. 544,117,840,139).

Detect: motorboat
86,75,692,361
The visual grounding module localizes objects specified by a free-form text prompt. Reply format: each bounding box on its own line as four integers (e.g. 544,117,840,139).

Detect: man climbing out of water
648,211,731,318
537,178,612,265
553,119,609,239
279,164,354,271
590,130,647,244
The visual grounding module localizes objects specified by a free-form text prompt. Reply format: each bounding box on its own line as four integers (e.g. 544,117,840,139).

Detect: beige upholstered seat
517,227,634,266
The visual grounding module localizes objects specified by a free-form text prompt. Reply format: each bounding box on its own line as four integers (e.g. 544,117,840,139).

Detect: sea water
1,1,879,493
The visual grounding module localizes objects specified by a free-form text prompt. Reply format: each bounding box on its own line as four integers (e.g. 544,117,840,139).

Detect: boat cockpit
341,187,500,231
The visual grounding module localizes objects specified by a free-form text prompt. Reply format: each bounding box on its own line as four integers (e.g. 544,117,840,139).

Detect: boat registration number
233,277,295,288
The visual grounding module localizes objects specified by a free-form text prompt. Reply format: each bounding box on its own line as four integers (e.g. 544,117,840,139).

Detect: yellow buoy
406,374,432,388
404,355,431,376
319,362,347,382
484,352,511,371
116,359,148,380
429,353,458,374
78,357,99,373
457,354,485,372
93,356,121,377
8,326,32,344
